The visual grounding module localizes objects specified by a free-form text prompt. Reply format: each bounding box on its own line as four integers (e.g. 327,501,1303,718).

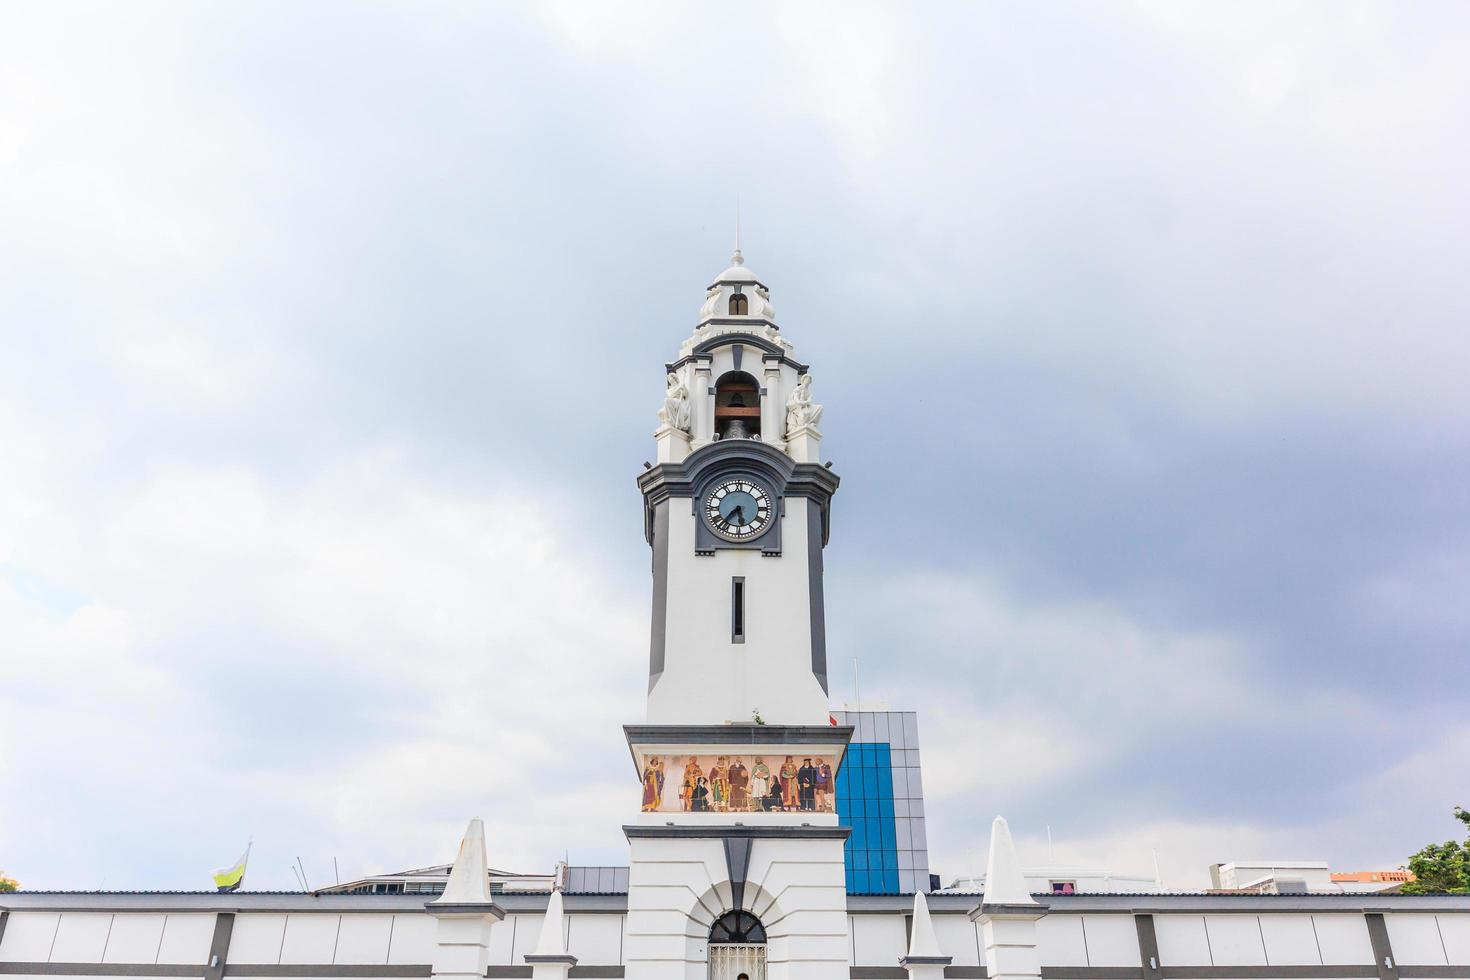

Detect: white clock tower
623,252,852,980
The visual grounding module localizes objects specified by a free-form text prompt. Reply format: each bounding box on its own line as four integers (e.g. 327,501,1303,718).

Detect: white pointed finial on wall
532,888,570,958
984,816,1038,907
901,886,952,978
908,891,943,958
525,877,577,979
426,818,504,980
433,817,492,905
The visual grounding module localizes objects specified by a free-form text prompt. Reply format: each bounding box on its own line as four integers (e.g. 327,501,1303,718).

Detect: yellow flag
212,845,250,893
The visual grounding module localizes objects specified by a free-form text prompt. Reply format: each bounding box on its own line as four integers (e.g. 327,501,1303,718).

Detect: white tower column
970,817,1046,980
692,356,714,446
427,818,505,980
762,356,784,448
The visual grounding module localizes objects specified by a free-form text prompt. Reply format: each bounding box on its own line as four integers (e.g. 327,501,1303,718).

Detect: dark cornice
624,724,853,746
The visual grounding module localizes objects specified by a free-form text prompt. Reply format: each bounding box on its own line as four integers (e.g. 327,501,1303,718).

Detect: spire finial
732,193,743,266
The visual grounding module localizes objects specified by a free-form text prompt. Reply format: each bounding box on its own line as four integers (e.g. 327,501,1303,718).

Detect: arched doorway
707,910,766,980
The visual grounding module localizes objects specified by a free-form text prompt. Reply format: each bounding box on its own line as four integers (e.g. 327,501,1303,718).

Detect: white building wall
0,912,63,962
156,915,215,964
278,915,339,964
1385,914,1450,965
332,915,393,964
1037,914,1088,966
100,915,165,964
1081,915,1142,967
386,912,436,965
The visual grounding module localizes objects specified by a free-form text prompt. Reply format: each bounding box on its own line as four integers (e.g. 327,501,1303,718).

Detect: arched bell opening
714,371,760,441
708,910,766,980
729,291,749,315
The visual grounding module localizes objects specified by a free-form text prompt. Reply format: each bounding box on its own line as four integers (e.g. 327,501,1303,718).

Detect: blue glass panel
851,850,868,870
880,848,898,870
878,797,894,819
863,768,878,797
853,870,871,893
876,743,891,765
883,870,899,892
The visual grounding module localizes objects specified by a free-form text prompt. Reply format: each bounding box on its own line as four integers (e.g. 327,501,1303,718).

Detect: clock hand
729,505,745,525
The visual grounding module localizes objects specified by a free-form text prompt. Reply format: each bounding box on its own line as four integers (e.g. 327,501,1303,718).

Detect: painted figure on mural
751,757,771,802
692,776,710,812
709,757,730,812
681,758,701,812
762,776,783,812
641,756,664,812
728,758,750,811
780,756,799,810
816,759,833,812
797,757,817,811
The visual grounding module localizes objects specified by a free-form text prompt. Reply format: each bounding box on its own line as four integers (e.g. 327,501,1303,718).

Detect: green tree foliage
0,871,18,892
1400,806,1470,894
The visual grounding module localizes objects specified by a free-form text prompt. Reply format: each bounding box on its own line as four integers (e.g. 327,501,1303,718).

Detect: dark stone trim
1159,970,1379,979
723,837,753,912
850,969,908,979
226,968,431,978
1365,912,1400,980
648,500,669,692
0,967,206,977
206,913,234,980
568,970,624,979
666,332,808,375
1399,970,1470,978
485,970,532,979
423,901,505,918
624,724,853,746
806,498,827,692
624,825,850,841
1043,970,1142,979
523,955,578,965
971,901,1049,919
0,911,8,953
1136,913,1162,980
901,955,954,965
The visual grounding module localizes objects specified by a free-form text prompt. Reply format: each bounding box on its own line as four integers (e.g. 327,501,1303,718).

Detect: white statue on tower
657,372,691,433
785,373,823,433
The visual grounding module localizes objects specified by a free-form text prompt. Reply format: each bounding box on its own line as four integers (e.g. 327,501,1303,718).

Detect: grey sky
2,2,1467,890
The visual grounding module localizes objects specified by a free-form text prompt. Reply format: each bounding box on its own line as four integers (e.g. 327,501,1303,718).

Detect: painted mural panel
638,754,836,813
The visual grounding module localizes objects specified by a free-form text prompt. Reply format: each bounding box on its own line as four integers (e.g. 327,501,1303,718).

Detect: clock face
704,478,773,541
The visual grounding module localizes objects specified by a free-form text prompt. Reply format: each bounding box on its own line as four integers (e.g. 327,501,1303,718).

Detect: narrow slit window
732,576,745,643
729,292,748,315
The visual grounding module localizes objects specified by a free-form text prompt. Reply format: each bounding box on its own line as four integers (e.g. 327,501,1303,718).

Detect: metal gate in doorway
708,943,766,980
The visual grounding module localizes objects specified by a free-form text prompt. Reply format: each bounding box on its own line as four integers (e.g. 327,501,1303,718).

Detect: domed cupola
698,249,777,324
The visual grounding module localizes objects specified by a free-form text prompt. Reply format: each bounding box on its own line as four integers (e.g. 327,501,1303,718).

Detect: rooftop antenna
333,856,340,886
296,856,311,892
1047,825,1055,864
1152,848,1164,890
853,657,861,711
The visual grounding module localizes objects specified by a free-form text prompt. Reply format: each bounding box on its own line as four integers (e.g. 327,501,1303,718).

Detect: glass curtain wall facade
831,710,931,894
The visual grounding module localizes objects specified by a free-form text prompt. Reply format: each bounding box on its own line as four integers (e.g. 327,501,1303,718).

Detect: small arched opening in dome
728,292,749,316
714,371,760,441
